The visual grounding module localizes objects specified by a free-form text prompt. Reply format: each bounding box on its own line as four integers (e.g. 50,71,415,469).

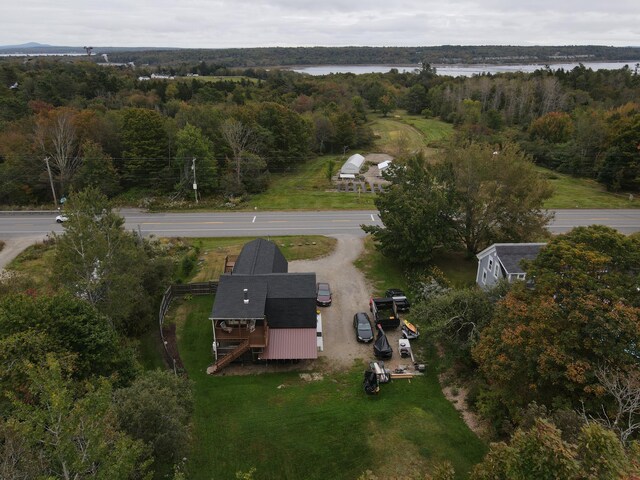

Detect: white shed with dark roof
476,243,546,288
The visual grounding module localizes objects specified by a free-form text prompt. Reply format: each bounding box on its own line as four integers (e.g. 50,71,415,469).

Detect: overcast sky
2,0,639,48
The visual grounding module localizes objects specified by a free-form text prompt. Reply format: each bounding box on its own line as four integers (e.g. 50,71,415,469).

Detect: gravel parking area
289,234,415,372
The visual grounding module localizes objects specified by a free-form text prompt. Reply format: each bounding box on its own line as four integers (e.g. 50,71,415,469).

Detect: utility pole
191,157,198,204
44,157,58,207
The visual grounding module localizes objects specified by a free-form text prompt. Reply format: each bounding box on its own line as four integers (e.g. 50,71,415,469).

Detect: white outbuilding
377,160,392,176
340,153,365,176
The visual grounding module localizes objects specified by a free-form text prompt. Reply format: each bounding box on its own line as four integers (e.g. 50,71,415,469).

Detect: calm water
293,61,640,77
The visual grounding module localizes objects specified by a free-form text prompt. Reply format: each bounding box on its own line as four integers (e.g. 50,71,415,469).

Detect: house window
488,258,493,270
482,270,487,284
494,263,499,278
518,274,525,280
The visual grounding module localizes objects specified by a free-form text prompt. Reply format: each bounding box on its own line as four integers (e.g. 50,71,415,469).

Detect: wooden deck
215,324,268,348
224,255,238,273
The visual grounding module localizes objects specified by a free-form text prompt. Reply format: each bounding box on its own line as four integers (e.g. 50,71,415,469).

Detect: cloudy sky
2,0,639,48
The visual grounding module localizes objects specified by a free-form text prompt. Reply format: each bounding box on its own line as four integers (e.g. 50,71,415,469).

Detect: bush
181,252,197,277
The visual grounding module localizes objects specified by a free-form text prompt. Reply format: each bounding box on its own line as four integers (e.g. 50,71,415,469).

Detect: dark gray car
353,312,374,343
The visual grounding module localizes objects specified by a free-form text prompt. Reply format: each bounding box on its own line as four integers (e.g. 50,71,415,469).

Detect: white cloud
1,1,639,48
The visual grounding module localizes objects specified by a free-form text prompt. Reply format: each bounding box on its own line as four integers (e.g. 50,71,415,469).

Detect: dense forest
0,56,638,208
2,44,640,67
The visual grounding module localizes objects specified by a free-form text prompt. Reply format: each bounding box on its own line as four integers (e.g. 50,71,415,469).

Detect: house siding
477,250,504,288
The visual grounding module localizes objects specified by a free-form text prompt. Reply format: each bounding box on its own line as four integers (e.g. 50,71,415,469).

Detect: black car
316,282,332,306
385,288,411,312
353,312,374,343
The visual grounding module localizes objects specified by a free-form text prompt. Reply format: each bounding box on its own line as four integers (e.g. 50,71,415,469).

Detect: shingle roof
494,244,546,274
233,238,288,275
211,240,317,328
210,275,268,319
262,273,316,298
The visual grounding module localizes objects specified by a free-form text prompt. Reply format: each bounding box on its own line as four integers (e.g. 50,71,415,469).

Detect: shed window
488,258,493,270
482,270,487,284
494,263,499,278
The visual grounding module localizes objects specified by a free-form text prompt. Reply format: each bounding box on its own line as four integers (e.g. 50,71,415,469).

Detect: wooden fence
158,281,218,374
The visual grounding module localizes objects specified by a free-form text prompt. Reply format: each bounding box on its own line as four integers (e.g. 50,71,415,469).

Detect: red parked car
316,282,332,306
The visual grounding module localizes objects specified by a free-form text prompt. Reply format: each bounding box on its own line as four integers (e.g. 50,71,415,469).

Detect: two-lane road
0,209,639,239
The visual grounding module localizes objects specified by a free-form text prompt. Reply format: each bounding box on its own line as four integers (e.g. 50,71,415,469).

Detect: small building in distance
339,153,365,179
476,243,546,288
377,159,392,176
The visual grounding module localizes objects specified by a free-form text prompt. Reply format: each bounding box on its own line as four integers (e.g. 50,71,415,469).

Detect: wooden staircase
208,339,250,374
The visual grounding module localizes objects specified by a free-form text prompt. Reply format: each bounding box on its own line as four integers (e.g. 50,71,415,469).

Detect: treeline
422,65,640,191
0,188,194,478
1,58,639,207
0,59,375,205
99,45,640,67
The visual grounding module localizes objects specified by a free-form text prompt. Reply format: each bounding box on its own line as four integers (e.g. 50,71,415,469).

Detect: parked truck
369,297,401,329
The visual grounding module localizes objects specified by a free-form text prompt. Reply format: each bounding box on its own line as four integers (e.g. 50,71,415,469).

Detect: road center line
252,216,256,223
141,221,224,225
371,214,375,221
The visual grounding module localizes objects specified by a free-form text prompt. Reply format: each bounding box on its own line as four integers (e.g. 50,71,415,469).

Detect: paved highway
0,209,639,239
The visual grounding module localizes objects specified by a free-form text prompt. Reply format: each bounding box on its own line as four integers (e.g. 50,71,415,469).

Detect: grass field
354,237,477,294
178,296,486,480
185,235,336,282
249,154,375,210
370,113,453,158
6,242,57,292
539,167,640,209
397,115,455,145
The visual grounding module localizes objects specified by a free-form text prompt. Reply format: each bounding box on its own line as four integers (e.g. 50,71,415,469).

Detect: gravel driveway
290,234,411,372
0,235,46,270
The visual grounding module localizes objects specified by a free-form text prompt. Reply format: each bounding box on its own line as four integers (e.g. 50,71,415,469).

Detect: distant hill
0,42,52,49
0,43,169,54
1,44,639,66
101,45,640,68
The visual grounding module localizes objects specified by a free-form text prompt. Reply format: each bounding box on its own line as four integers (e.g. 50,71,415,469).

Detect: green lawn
539,167,640,209
370,113,453,158
178,296,486,480
354,236,410,296
355,237,477,294
431,251,478,289
249,154,375,210
397,115,455,144
186,235,337,282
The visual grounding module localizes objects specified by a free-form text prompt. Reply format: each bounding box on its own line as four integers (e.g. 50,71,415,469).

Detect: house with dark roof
476,243,546,288
208,239,318,374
